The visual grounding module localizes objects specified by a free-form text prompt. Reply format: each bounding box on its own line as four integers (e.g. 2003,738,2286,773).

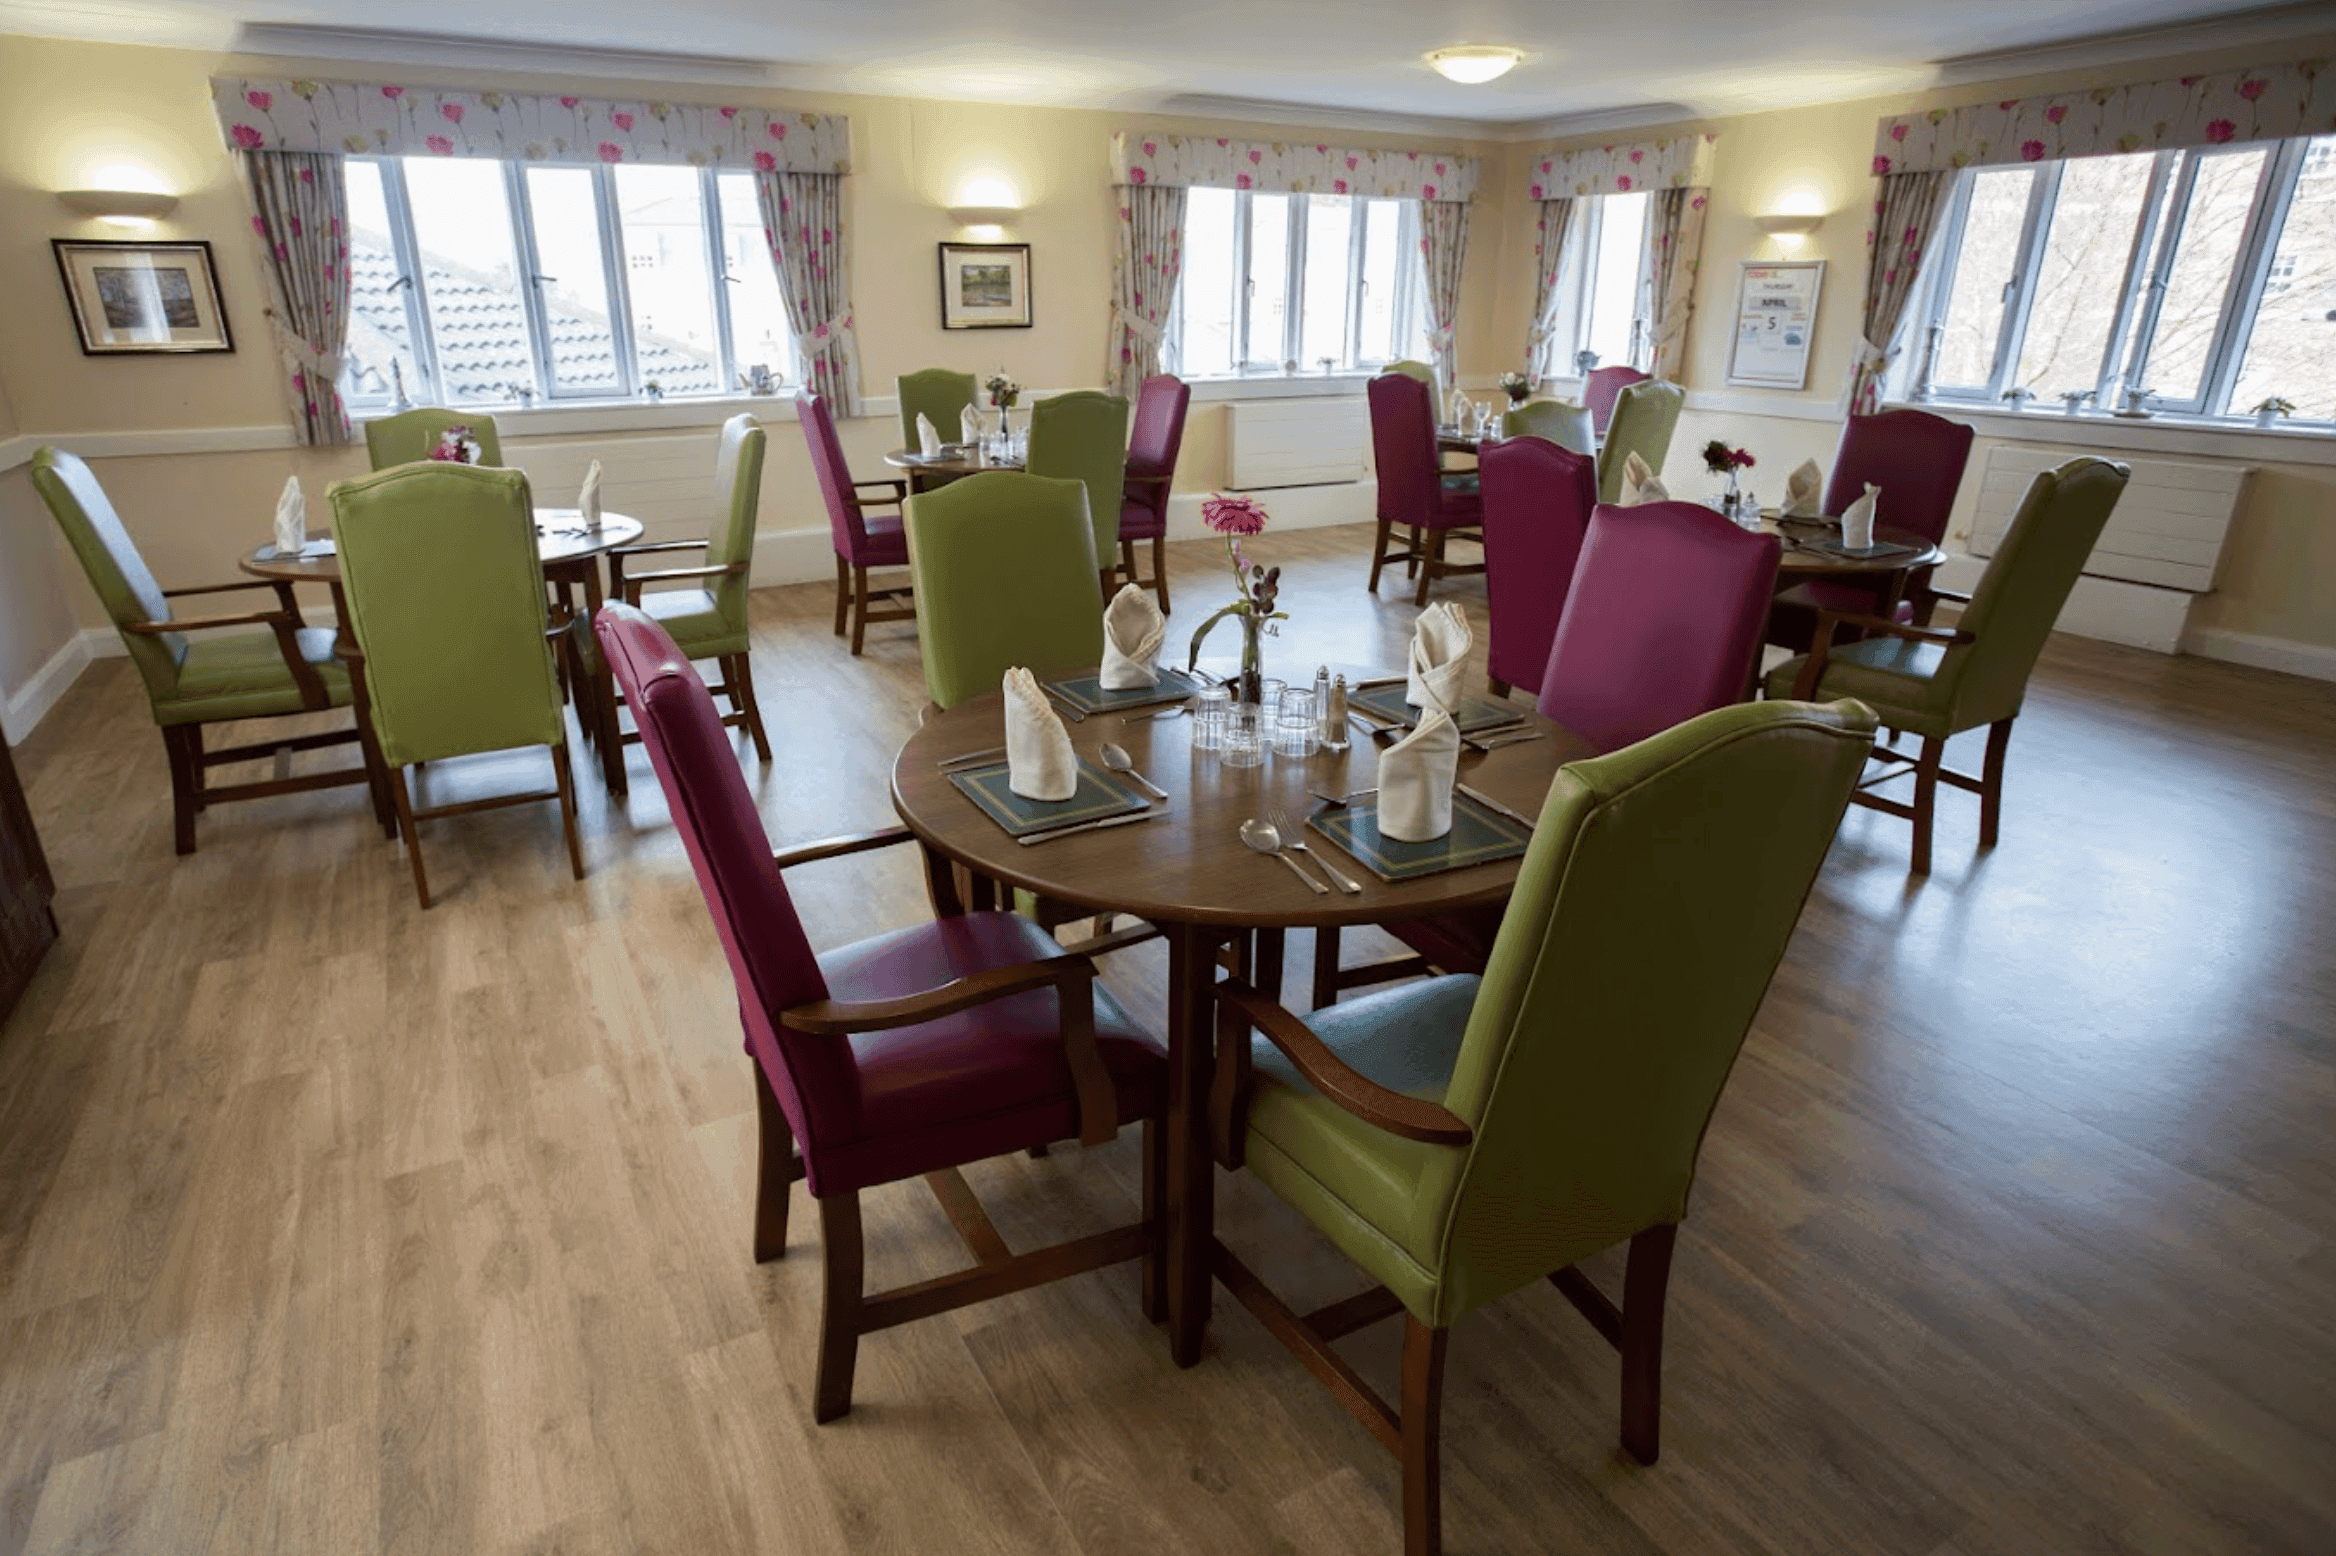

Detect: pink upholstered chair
1480,436,1599,699
1583,365,1651,436
1366,372,1485,607
801,392,915,655
593,602,1167,1422
1118,374,1188,611
1768,409,1976,649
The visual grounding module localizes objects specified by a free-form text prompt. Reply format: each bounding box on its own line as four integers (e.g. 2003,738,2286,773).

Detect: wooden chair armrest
131,607,330,709
618,560,750,604
124,609,290,634
851,477,909,498
1214,977,1474,1146
162,579,282,597
1791,609,1977,701
609,539,709,559
1921,585,1974,607
771,825,917,871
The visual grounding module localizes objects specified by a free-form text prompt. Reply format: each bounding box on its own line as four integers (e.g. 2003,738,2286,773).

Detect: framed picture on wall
1725,260,1824,389
51,239,234,356
937,242,1033,330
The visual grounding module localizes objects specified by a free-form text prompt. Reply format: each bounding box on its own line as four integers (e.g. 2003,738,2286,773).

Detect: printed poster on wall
1726,261,1824,390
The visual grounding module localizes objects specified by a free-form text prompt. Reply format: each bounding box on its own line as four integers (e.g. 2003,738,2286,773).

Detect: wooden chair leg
1405,525,1424,579
1151,534,1170,612
1979,718,2014,848
160,724,200,855
390,767,431,909
550,741,585,882
1910,734,1944,875
1401,1317,1450,1556
1488,675,1510,699
850,566,872,657
1120,538,1138,591
832,556,851,638
1368,518,1393,593
1414,529,1445,608
1310,924,1342,1012
1619,1224,1678,1465
728,653,774,763
1140,1117,1167,1323
752,1059,799,1262
813,1191,865,1423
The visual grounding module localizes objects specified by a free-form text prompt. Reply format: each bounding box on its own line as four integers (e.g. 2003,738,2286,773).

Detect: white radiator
507,433,718,545
1226,398,1369,490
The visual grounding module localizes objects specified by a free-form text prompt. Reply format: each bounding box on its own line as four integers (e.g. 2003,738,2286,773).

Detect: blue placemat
1805,537,1919,560
1045,666,1207,715
948,757,1146,838
1350,680,1520,736
1307,791,1529,882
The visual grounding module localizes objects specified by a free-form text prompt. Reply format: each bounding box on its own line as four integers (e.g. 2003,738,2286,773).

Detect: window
1169,189,1429,378
1533,191,1653,378
1911,134,2336,422
340,154,796,412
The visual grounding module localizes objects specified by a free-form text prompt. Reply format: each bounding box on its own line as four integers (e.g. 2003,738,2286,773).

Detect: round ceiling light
1426,46,1523,85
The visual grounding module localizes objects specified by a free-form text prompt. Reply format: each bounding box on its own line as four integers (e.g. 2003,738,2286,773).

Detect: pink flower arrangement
1700,440,1755,475
1188,496,1282,682
1202,494,1268,536
427,426,476,463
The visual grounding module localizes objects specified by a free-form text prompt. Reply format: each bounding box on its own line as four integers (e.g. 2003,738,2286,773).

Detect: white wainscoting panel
1226,398,1369,490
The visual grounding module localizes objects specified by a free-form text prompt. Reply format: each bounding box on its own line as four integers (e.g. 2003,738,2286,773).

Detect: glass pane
1244,192,1292,369
2231,136,2336,420
403,157,534,404
1298,194,1353,370
2144,148,2268,405
718,173,795,387
1934,168,2036,388
523,165,621,395
1177,186,1236,378
611,164,723,395
1354,198,1402,365
2012,154,2154,402
1584,191,1648,369
340,159,427,407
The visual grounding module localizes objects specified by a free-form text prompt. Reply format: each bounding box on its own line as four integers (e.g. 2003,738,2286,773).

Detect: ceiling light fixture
1425,46,1523,85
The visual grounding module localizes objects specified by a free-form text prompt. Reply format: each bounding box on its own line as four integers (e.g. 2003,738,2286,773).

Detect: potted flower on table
427,425,480,464
1185,494,1282,706
1701,439,1756,517
1497,370,1535,405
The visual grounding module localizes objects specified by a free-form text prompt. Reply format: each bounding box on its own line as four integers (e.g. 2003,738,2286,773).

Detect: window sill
1888,400,2336,469
1185,374,1376,403
355,392,805,441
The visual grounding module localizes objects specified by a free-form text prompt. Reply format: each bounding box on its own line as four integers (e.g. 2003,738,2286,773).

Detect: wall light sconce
947,205,1020,229
1754,213,1825,244
58,189,180,227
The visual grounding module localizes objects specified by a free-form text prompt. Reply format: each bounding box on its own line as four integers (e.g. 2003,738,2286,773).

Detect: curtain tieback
1115,307,1165,344
803,310,855,354
270,320,345,384
1852,336,1892,369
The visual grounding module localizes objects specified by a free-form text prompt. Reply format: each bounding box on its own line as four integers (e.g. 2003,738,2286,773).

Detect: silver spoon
1097,741,1168,800
1273,807,1361,893
1240,818,1327,893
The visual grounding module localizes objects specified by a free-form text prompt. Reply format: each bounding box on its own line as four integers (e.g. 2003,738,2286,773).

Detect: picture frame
1725,259,1824,390
937,242,1032,330
51,239,234,356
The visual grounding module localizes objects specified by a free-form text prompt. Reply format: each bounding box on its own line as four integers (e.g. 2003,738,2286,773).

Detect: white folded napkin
1098,584,1165,690
272,475,306,555
1405,601,1472,713
1841,482,1880,549
960,404,985,446
917,413,942,458
1003,667,1078,801
1782,458,1825,518
1378,707,1460,842
1620,450,1668,505
579,459,603,529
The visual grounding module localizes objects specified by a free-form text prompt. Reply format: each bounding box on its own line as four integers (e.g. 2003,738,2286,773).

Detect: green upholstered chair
1024,390,1130,593
1501,399,1595,455
904,471,1104,713
1211,697,1878,1556
1387,359,1439,402
1769,456,2129,875
363,408,503,469
328,462,584,908
30,446,377,855
1594,379,1684,504
896,369,978,449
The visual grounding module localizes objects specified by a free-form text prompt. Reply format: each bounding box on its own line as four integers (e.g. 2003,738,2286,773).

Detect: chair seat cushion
1766,635,1957,735
803,910,1168,1192
155,626,352,725
637,588,749,659
843,515,909,569
1428,478,1483,528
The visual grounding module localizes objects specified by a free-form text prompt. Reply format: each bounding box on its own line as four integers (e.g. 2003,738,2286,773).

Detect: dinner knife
1456,783,1537,829
1016,810,1160,846
937,745,1007,770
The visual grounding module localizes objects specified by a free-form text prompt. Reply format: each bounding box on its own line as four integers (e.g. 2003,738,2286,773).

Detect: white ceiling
2,0,2328,135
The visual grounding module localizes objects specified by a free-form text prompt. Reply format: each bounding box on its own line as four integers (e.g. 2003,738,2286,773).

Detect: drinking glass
1218,705,1266,768
1192,683,1231,752
1257,678,1286,719
1272,690,1319,758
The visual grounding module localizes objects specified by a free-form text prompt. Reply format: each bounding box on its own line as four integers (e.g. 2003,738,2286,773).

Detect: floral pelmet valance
1109,131,1477,201
1524,134,1718,199
210,77,851,173
1873,59,2333,174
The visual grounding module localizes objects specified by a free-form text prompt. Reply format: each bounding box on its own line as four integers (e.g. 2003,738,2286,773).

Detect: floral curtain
1107,184,1187,396
240,150,353,445
1110,131,1477,200
1525,198,1574,377
755,172,861,416
1526,133,1719,198
1419,201,1471,391
1849,171,1954,413
1642,187,1709,383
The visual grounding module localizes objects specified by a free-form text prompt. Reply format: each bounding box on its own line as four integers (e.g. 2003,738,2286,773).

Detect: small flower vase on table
1700,439,1756,522
1187,494,1282,709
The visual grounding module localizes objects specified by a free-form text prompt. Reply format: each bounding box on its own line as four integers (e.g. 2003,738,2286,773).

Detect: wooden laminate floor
1,523,2331,1555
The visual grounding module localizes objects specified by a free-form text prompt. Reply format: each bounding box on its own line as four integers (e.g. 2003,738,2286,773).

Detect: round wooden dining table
891,679,1593,1367
1760,516,1947,617
882,446,1020,493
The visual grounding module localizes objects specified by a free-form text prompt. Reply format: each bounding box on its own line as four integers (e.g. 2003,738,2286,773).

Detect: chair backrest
1024,390,1130,563
704,414,768,629
1594,379,1684,504
1123,374,1191,519
896,369,978,448
798,391,878,561
30,446,186,700
1937,456,2130,728
1582,365,1650,434
592,602,861,1183
328,462,563,767
1501,400,1595,455
905,472,1105,711
1537,500,1780,752
1480,438,1600,698
1820,409,1977,545
1368,371,1443,526
1387,359,1439,403
1406,697,1877,1324
363,408,503,469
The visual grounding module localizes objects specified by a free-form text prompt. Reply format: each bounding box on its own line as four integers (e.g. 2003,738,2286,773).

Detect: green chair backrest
363,409,503,470
328,463,563,767
1387,359,1439,405
1502,400,1595,455
905,472,1104,711
704,413,768,630
30,446,186,701
1595,380,1684,504
1413,698,1878,1326
1023,390,1129,565
897,369,979,449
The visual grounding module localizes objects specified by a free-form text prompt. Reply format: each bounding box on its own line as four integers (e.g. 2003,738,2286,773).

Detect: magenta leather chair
1769,409,1976,649
1584,365,1651,436
593,602,1167,1422
1480,436,1599,699
1118,374,1189,612
801,392,914,655
1367,371,1485,607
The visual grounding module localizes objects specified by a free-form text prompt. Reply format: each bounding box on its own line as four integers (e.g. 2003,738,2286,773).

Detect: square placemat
948,757,1146,838
1307,791,1530,882
1350,680,1520,736
1045,667,1207,716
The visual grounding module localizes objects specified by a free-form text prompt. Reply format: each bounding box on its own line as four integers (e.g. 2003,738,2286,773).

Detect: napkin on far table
1099,584,1165,690
1377,707,1460,842
917,413,943,458
272,474,307,555
579,459,604,529
1620,450,1668,505
1840,482,1881,549
1003,667,1078,801
1782,458,1825,518
1405,601,1472,713
960,404,986,446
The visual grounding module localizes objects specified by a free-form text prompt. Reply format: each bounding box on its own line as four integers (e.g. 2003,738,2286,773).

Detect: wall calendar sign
1725,260,1823,390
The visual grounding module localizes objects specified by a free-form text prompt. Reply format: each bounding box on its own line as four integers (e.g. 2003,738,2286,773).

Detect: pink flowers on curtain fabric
1107,185,1187,396
240,149,354,446
1524,198,1574,378
1643,188,1709,384
754,171,862,416
1848,171,1954,414
1418,201,1472,394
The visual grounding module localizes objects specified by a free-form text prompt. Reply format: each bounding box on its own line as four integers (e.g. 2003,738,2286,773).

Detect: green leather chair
1769,456,2129,874
30,446,377,855
363,408,503,469
1501,399,1595,455
1023,390,1130,592
329,462,584,908
1211,698,1877,1556
1594,379,1684,504
1387,359,1439,402
904,471,1104,712
896,369,979,450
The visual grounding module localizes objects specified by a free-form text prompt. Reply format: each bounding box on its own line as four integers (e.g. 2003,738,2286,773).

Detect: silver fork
1274,806,1362,893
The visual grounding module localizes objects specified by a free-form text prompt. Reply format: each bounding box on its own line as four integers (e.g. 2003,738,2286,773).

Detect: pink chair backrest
1368,372,1441,526
1584,366,1651,435
1820,409,1976,547
1481,437,1599,697
1538,501,1783,753
799,392,870,559
1123,374,1191,522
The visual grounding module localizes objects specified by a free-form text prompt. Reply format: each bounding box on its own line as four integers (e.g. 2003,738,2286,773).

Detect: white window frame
1536,194,1655,380
1168,191,1427,379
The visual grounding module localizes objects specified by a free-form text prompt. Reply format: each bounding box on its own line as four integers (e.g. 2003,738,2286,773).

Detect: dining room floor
1,520,2331,1555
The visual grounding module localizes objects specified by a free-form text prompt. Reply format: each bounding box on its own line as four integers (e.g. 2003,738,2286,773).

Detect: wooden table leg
572,561,628,798
1165,919,1223,1368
